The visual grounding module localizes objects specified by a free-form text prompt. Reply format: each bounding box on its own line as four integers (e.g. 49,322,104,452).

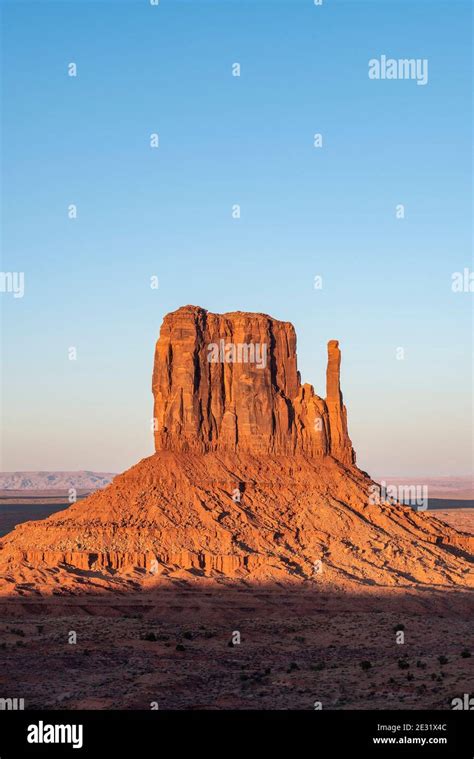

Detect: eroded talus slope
0,451,472,595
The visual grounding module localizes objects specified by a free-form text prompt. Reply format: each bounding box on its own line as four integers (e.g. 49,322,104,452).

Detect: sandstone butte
0,305,472,596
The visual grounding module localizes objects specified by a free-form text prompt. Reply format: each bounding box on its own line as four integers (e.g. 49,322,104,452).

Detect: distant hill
0,471,116,491
373,475,473,500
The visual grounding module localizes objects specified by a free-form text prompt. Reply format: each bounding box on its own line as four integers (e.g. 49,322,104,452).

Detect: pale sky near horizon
1,0,472,477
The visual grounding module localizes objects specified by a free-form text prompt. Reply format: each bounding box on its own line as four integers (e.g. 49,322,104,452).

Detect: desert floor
1,585,473,710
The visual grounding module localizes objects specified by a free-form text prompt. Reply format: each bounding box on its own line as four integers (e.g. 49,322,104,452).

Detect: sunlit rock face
152,305,355,463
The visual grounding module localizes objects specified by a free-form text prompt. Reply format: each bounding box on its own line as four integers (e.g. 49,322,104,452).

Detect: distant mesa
0,472,116,491
0,305,472,596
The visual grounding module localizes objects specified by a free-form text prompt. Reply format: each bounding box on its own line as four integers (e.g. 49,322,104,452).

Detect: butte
0,305,472,597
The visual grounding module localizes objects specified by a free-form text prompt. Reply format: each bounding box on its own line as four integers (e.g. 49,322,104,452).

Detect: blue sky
1,0,472,476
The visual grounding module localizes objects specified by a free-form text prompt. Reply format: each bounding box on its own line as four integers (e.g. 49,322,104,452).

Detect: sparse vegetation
142,632,158,641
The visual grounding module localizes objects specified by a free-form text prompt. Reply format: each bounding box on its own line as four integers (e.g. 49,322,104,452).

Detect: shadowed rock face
152,305,355,463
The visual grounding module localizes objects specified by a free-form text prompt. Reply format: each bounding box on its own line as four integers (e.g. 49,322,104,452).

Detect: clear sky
1,0,472,477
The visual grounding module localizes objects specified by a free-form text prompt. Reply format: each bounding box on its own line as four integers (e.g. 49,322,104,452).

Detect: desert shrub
142,632,157,641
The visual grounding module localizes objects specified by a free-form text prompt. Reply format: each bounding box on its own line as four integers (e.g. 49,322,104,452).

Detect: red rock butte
0,305,472,595
152,306,354,464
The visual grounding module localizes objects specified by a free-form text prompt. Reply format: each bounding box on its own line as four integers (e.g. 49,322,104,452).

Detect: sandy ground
0,587,472,711
434,509,474,534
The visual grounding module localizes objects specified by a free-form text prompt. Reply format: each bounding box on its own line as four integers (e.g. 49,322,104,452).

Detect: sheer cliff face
152,305,355,464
